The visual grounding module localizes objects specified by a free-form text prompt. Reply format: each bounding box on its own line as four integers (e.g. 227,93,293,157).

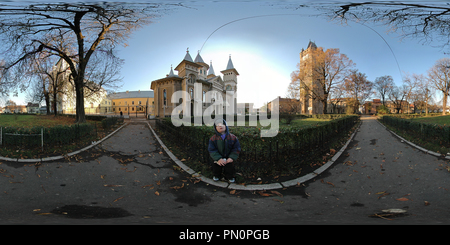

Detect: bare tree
388,85,408,114
428,58,450,115
306,2,450,53
0,2,177,122
374,75,394,106
414,73,434,115
328,82,346,114
286,77,300,100
343,69,373,114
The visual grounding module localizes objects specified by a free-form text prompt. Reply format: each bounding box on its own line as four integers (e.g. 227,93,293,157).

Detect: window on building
189,74,196,84
163,89,167,106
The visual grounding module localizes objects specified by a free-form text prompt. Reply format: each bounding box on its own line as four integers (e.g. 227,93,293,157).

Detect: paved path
0,116,449,225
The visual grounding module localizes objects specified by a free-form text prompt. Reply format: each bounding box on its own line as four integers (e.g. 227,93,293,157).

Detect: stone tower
221,55,239,114
299,41,324,115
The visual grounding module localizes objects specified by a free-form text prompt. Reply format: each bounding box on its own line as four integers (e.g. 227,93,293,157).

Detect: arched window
189,88,194,99
226,85,232,91
203,91,206,103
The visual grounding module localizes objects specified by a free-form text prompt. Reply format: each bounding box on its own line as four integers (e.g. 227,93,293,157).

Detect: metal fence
55,105,155,118
0,116,124,152
155,115,359,177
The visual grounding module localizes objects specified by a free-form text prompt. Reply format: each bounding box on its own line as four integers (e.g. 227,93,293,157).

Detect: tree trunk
75,77,86,123
53,91,58,116
443,92,447,115
44,93,50,115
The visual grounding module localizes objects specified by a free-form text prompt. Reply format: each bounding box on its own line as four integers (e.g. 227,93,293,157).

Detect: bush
377,105,389,114
382,116,450,149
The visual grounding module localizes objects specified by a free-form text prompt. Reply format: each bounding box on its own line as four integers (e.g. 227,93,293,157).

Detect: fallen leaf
424,201,430,206
396,197,409,201
258,191,273,197
377,191,390,199
104,184,123,187
270,190,283,197
230,189,236,195
326,181,335,187
272,198,284,204
170,183,184,190
113,197,124,202
156,180,161,185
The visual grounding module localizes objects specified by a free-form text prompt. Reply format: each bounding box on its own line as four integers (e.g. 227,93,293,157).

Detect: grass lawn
0,114,81,128
281,117,330,128
169,116,331,129
409,115,450,125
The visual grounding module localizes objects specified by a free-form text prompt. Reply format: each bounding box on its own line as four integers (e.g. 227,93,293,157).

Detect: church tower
221,55,239,92
221,55,239,115
299,41,324,115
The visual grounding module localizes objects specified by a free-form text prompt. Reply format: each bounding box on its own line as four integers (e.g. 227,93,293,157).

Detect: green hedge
382,116,450,148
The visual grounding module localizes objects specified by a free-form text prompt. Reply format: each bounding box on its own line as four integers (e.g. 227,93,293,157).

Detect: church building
150,49,238,117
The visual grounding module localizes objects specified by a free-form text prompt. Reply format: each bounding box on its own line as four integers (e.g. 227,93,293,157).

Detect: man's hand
217,158,233,166
217,158,226,166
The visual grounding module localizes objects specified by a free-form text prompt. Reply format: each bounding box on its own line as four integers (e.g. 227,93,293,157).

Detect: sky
6,0,450,108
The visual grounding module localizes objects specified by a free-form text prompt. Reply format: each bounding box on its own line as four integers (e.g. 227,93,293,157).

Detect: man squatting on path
208,119,241,183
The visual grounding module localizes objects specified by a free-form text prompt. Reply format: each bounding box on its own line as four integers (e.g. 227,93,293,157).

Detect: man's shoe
229,178,235,183
213,176,219,181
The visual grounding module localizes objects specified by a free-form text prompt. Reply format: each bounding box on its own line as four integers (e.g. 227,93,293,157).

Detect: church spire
208,60,215,76
168,65,178,77
183,48,193,62
194,51,205,63
226,54,234,70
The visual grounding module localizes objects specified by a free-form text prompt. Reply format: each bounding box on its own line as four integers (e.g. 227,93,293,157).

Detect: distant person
208,119,241,183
